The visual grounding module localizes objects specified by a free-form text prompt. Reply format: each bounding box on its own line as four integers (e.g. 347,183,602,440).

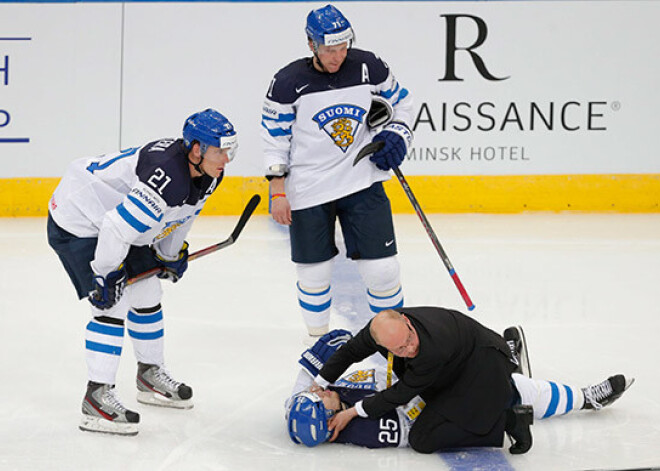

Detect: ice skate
80,382,139,436
136,362,193,409
503,325,532,377
582,374,634,410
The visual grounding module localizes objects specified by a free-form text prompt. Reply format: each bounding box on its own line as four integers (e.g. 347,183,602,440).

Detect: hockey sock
127,304,165,366
297,282,331,335
366,284,404,313
356,257,404,313
512,373,585,419
85,316,125,385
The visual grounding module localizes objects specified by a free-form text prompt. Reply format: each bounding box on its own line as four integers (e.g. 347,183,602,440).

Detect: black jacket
318,306,516,435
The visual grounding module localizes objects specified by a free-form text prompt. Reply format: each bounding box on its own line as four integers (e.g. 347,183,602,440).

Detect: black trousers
47,213,158,299
408,400,507,453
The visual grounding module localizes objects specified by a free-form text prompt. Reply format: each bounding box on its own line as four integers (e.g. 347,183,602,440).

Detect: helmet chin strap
311,42,329,73
188,147,208,177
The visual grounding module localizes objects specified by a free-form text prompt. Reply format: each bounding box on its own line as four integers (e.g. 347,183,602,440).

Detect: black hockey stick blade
127,194,261,285
187,193,261,261
353,141,385,166
224,193,261,247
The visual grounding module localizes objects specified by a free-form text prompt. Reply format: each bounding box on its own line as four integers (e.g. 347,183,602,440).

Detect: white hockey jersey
262,49,414,211
49,139,221,277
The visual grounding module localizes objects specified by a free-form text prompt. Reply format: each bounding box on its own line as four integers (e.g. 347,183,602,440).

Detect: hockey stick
354,143,475,311
127,194,261,285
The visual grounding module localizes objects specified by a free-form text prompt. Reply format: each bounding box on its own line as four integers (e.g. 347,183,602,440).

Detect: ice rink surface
1,212,659,471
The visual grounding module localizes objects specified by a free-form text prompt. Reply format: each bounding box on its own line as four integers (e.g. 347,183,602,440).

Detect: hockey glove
369,122,413,171
153,241,189,283
299,329,353,377
88,265,127,310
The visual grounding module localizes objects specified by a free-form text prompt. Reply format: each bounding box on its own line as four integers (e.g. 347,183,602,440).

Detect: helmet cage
287,392,334,447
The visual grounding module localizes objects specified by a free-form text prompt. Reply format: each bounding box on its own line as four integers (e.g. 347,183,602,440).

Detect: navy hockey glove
88,265,127,310
153,241,189,283
369,123,413,171
299,329,353,377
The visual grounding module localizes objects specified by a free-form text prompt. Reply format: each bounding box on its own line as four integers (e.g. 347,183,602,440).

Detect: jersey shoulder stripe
116,202,151,233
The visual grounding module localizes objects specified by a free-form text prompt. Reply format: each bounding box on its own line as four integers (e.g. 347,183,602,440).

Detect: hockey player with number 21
47,108,238,436
262,4,414,343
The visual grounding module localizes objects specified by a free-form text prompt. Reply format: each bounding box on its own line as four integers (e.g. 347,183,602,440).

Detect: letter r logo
438,14,509,82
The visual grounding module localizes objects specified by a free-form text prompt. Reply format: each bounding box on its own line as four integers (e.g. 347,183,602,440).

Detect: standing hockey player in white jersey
286,326,634,452
261,4,415,342
47,108,238,436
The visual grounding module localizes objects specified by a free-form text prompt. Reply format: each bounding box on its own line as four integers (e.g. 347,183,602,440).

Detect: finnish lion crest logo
333,369,377,391
313,104,367,153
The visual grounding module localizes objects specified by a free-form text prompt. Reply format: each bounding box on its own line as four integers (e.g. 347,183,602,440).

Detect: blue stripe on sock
86,340,122,355
564,385,574,414
543,381,560,418
298,299,331,313
127,310,163,325
128,329,164,340
369,298,404,313
87,321,124,337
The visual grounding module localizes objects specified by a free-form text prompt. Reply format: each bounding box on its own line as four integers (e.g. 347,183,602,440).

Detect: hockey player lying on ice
286,308,633,454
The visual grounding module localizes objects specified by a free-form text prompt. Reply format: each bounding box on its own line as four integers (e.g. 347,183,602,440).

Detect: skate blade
517,326,532,378
79,415,138,436
137,391,193,409
624,377,635,391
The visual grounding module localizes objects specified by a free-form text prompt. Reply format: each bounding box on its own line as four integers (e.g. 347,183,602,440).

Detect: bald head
370,310,420,358
370,310,404,344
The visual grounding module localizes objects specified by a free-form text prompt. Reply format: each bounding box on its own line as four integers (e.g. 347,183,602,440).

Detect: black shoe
582,374,634,410
505,405,533,454
503,326,532,377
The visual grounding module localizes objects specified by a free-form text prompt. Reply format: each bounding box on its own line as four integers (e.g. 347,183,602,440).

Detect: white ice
1,213,659,471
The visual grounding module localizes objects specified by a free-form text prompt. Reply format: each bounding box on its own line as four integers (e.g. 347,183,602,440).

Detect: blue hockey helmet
287,391,334,447
305,4,354,49
182,108,238,161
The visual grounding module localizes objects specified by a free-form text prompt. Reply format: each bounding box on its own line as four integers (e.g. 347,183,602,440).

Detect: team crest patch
312,104,366,153
155,216,192,240
334,369,376,390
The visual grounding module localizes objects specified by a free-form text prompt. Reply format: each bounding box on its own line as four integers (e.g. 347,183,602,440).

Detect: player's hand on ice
328,407,358,442
271,195,291,226
88,265,127,310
